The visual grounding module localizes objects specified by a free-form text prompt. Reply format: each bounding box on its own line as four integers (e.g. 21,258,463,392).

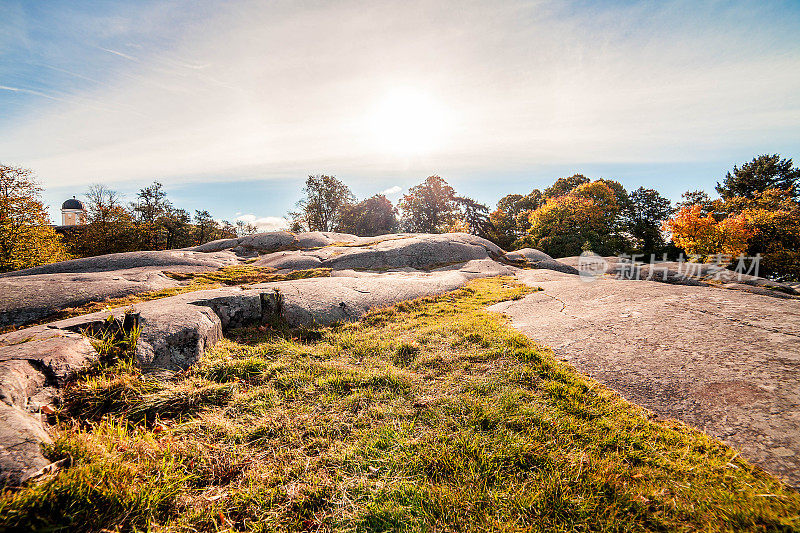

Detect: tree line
63,181,242,257
2,153,798,279
288,154,798,280
0,171,241,272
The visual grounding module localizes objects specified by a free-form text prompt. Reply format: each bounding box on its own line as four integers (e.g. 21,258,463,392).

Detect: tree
399,176,460,233
716,154,799,200
626,187,673,256
676,190,713,213
0,165,69,272
524,181,627,257
543,174,589,199
236,220,258,236
161,206,192,249
289,175,356,232
194,210,215,244
218,220,237,240
133,181,169,224
456,196,493,238
725,188,800,280
133,181,172,249
337,194,398,236
489,190,544,249
76,184,139,256
663,204,752,258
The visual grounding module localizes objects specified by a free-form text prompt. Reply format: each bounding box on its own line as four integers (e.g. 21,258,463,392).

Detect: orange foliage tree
663,204,752,258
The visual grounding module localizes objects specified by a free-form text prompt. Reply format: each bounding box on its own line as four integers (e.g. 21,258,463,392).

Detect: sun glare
369,88,448,156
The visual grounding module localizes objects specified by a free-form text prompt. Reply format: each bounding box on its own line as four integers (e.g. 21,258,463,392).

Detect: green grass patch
1,277,798,532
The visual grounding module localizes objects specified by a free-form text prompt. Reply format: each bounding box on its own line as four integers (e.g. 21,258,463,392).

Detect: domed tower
61,197,86,226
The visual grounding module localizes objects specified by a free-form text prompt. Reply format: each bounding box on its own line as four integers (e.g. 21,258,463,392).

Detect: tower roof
62,197,84,210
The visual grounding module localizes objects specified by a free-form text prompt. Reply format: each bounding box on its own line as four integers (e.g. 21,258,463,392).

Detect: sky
1,0,799,230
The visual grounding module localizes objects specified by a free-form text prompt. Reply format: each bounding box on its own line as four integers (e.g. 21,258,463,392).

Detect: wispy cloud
0,85,66,102
99,47,140,63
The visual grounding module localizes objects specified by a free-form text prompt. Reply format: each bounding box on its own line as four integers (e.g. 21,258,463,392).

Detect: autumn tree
0,165,69,272
524,181,628,257
716,154,799,200
725,188,800,280
489,190,544,248
399,176,460,233
75,184,139,256
337,194,397,236
289,175,355,232
663,205,752,258
626,187,673,256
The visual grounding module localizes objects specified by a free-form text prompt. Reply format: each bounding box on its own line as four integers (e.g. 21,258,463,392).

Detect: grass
0,266,331,333
1,277,798,532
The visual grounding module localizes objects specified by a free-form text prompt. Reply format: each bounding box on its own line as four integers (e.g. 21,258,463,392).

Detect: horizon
2,0,799,228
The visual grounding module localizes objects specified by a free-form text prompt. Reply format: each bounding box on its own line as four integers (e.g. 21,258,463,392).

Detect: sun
369,88,448,156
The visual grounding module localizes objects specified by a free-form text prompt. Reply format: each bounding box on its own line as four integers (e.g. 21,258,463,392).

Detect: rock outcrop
0,232,532,330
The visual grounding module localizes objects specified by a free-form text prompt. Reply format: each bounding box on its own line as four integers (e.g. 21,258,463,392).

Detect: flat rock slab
490,270,800,486
0,269,181,328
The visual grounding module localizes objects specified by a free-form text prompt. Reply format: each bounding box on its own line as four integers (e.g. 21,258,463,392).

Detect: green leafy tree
161,207,192,249
716,154,799,200
676,190,713,213
194,210,215,244
133,181,171,249
543,174,589,199
289,175,356,232
626,187,673,256
337,194,397,236
456,196,493,238
0,164,69,272
399,176,460,233
133,181,169,224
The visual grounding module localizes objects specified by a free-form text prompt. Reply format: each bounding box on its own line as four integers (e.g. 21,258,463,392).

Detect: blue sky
1,0,799,229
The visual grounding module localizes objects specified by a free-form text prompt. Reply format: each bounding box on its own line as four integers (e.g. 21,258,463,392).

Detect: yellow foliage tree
0,165,70,272
525,181,626,257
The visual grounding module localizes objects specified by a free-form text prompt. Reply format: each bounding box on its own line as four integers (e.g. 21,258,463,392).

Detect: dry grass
1,277,798,532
